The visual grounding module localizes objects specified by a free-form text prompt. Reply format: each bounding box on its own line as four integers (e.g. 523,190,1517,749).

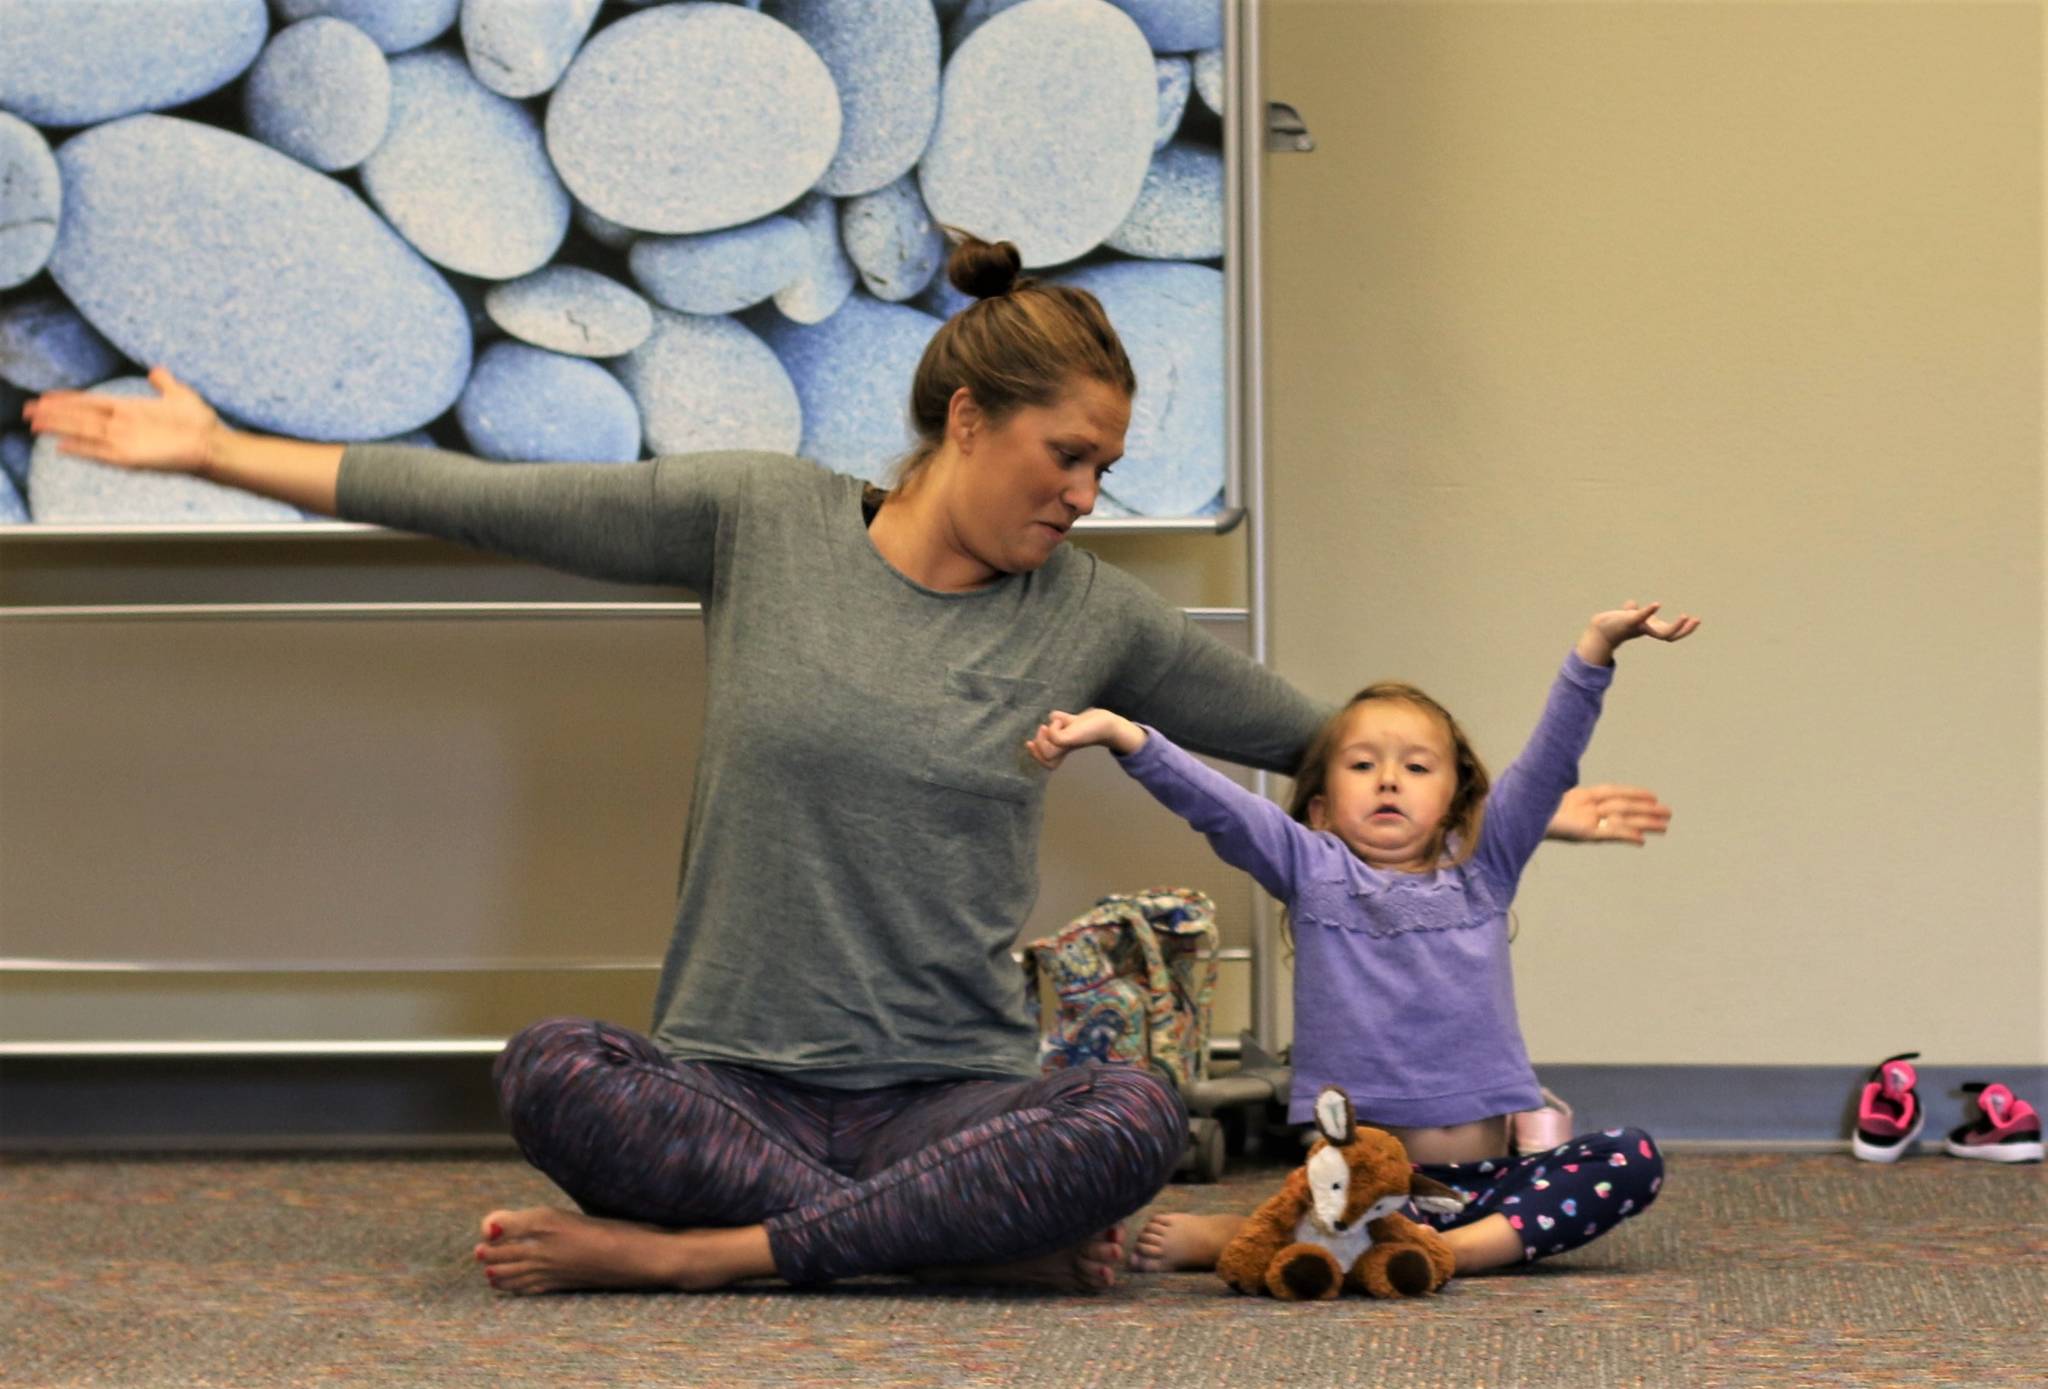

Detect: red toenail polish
488,1222,503,1240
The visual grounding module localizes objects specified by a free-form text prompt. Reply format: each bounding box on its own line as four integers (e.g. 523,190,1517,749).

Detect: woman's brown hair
894,231,1137,483
1287,682,1492,873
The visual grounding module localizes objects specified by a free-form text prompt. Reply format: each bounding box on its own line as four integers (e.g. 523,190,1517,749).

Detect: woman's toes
477,1241,524,1268
483,1257,533,1290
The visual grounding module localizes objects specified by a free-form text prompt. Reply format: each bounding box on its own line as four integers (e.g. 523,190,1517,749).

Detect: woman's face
953,376,1130,574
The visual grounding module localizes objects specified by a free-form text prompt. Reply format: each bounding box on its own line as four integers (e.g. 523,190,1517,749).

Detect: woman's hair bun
945,231,1024,300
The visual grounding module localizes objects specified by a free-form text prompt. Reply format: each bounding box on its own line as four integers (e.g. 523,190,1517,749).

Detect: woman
24,235,1670,1295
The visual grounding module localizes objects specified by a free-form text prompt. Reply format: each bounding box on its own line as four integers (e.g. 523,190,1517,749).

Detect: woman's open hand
1025,708,1146,769
1547,783,1673,846
22,366,219,473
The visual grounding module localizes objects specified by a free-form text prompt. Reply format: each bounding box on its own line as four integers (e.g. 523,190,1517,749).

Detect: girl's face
950,376,1128,575
1307,700,1458,872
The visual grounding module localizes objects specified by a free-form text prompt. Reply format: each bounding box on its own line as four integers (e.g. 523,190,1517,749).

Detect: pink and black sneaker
1851,1051,1923,1163
1944,1082,2043,1164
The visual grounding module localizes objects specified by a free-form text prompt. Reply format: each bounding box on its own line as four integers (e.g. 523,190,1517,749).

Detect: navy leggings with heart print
491,1016,1189,1285
1406,1127,1665,1263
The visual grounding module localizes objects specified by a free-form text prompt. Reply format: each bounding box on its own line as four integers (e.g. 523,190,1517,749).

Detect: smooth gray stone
628,217,808,316
49,115,472,440
920,0,1156,269
753,294,943,483
1192,45,1223,115
484,266,653,358
547,3,840,235
574,201,638,252
359,49,569,280
1109,0,1221,52
762,0,939,198
772,193,857,326
613,309,800,456
1054,260,1223,516
840,177,944,303
461,0,603,99
1152,55,1191,150
275,0,459,55
242,18,391,173
0,0,267,128
457,342,641,463
0,296,124,394
1105,140,1224,260
27,376,303,524
0,114,60,288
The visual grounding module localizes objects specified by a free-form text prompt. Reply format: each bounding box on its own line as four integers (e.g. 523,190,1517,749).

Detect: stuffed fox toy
1217,1086,1466,1300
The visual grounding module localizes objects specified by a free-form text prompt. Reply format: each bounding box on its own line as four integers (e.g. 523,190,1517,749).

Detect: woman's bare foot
473,1207,776,1295
1129,1211,1244,1272
917,1224,1126,1293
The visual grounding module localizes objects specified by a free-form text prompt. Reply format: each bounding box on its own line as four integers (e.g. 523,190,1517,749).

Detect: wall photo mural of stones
0,0,1234,530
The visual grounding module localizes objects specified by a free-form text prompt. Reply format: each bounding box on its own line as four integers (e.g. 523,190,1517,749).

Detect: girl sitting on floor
1026,601,1699,1274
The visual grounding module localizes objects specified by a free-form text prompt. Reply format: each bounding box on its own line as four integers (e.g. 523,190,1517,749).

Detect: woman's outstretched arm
23,367,344,515
25,365,732,589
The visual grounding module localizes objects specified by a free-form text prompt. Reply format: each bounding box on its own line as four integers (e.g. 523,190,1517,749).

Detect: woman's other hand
23,366,219,473
1547,784,1672,846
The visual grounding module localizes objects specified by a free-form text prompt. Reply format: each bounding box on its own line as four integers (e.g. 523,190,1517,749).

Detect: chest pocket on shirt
921,667,1049,805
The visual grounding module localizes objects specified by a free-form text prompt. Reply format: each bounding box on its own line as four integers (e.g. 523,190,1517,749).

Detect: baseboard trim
2,1057,2041,1152
1529,1063,2048,1146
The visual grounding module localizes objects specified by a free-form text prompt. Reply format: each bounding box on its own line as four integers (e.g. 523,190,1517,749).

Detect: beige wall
1261,0,2044,1063
0,550,1267,1045
4,0,2041,1070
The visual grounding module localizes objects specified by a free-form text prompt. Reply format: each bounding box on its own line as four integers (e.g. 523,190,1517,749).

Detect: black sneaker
1944,1082,2043,1163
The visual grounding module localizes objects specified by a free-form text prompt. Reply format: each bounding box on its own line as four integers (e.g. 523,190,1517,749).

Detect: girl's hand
22,366,220,473
1025,708,1146,769
1547,784,1673,846
1577,600,1701,666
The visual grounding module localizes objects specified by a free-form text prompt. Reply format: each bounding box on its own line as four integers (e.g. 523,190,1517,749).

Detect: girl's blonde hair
893,231,1137,484
1287,682,1492,872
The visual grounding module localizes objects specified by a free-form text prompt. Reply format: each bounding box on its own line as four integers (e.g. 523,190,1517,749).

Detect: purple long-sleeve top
1117,651,1614,1128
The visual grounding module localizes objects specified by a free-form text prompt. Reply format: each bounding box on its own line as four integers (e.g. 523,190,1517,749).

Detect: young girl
1025,601,1700,1275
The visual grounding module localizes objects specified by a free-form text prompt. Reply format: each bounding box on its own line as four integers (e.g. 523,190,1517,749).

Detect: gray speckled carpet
3,1147,2042,1388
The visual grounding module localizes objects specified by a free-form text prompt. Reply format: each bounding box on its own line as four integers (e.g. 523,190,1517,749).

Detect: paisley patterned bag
1022,888,1219,1092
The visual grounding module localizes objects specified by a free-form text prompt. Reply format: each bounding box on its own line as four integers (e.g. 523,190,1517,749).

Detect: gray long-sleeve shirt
339,446,1326,1086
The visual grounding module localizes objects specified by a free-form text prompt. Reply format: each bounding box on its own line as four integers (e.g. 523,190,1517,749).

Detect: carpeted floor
2,1146,2041,1388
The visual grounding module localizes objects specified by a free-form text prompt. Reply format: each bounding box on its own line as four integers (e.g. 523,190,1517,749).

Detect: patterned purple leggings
1406,1126,1665,1264
492,1017,1188,1285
